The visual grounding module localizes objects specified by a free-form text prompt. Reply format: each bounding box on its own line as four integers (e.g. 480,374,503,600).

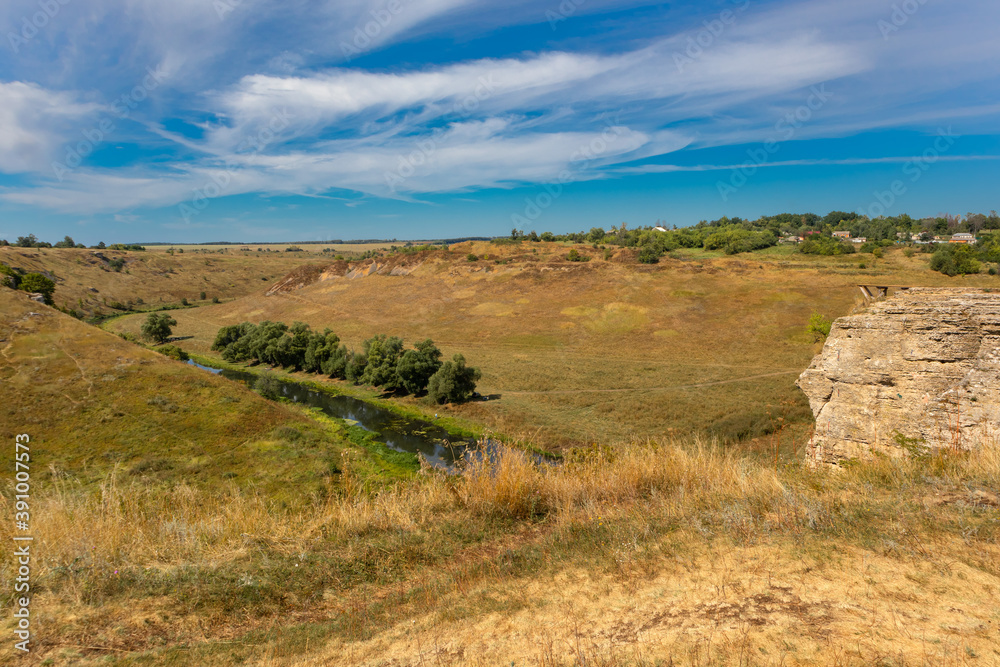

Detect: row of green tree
211,322,481,404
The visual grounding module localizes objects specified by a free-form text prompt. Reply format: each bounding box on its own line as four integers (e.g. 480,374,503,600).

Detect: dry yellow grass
3,436,996,665
299,542,1000,667
230,442,1000,666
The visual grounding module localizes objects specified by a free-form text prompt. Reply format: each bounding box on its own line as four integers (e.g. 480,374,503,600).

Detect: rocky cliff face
797,288,1000,465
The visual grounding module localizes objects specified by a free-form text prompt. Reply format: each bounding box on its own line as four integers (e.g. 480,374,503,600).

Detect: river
188,360,474,468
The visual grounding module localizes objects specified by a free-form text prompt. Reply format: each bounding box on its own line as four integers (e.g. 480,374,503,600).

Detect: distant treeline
212,322,481,404
1,235,143,251
513,210,1000,263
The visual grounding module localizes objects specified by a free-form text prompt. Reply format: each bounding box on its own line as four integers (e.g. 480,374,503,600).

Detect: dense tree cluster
798,235,856,256
919,233,1000,276
702,228,777,255
516,210,1000,264
212,322,481,403
930,244,983,276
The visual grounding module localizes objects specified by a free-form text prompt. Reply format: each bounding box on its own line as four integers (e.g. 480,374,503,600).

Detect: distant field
105,240,991,449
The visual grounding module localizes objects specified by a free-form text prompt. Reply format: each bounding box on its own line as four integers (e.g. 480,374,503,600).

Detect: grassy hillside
0,287,397,495
0,287,420,664
0,246,337,319
106,241,998,450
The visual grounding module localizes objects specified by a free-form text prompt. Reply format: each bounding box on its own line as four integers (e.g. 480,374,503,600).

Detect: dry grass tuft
454,439,787,526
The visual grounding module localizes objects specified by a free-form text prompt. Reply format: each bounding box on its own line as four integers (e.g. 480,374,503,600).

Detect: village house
851,237,867,244
832,230,851,239
949,233,977,244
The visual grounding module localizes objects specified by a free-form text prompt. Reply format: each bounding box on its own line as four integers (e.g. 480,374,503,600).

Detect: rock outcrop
797,288,1000,465
265,256,426,295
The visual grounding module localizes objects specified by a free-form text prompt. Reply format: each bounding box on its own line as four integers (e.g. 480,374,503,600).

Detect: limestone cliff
797,288,1000,465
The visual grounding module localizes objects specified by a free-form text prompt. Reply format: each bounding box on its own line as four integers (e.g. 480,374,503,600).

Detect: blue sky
1,0,998,243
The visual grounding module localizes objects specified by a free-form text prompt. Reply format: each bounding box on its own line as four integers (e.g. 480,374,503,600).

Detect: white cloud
0,82,101,173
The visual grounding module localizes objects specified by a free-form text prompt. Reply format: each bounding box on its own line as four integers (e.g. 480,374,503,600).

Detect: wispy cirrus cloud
617,155,1000,175
0,81,101,173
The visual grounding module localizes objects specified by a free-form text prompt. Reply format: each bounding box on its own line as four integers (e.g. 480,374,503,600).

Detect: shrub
638,246,661,264
156,344,189,361
254,371,283,400
141,313,177,344
18,273,56,304
360,335,405,390
427,354,481,404
345,351,368,384
108,257,126,272
396,340,443,395
807,313,833,341
566,249,590,262
467,254,479,262
0,263,21,289
200,291,206,300
799,236,856,255
212,296,220,303
930,244,981,276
